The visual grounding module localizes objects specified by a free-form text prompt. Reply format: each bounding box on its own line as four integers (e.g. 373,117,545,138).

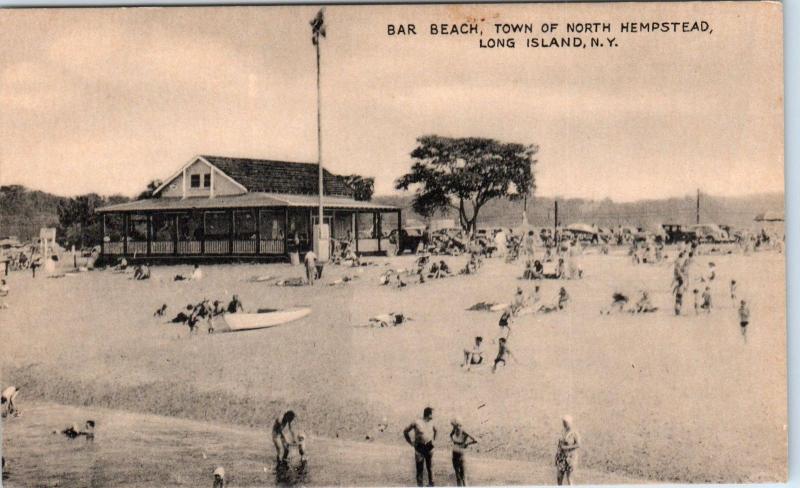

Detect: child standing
693,289,700,315
701,287,712,314
730,280,737,301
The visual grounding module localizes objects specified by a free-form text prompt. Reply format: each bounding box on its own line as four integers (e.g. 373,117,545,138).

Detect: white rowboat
214,308,311,333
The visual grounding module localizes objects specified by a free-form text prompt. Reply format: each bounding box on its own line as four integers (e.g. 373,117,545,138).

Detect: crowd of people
0,219,784,486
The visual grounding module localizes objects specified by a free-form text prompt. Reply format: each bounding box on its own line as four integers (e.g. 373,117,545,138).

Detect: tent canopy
754,211,784,222
565,223,597,235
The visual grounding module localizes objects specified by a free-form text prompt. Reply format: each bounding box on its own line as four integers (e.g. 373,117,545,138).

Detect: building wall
160,159,246,198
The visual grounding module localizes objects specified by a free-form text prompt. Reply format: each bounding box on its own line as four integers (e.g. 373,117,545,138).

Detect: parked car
662,224,697,244
387,227,425,254
687,223,728,243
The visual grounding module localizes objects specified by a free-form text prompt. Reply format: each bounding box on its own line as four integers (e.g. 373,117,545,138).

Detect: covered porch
97,194,400,262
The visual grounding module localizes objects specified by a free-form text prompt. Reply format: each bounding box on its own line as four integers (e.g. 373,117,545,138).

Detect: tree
136,179,163,200
57,193,129,248
343,175,375,201
395,135,537,234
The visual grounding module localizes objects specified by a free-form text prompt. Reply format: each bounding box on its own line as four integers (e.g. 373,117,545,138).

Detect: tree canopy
395,135,537,233
343,175,375,201
136,179,163,200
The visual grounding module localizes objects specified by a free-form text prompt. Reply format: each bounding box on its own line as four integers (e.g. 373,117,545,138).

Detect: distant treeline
0,185,129,247
374,193,785,230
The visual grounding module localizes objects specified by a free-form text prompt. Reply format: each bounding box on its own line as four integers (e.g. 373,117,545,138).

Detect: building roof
97,192,398,213
201,155,355,197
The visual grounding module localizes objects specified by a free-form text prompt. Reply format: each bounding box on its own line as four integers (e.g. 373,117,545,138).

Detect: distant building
96,156,400,262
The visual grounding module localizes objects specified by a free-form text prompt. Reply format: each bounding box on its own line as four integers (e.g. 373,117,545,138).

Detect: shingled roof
202,156,354,197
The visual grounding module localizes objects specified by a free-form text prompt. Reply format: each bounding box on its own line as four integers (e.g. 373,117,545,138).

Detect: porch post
200,212,206,255
256,209,262,255
355,211,360,253
123,213,129,256
101,214,106,256
377,212,382,253
146,214,152,256
283,207,289,256
173,215,178,255
229,210,235,255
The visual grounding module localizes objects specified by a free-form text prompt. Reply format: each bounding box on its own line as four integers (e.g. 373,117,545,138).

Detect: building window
203,174,211,188
190,174,201,188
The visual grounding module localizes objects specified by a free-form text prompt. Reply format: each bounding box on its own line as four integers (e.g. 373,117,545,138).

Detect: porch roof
97,192,399,213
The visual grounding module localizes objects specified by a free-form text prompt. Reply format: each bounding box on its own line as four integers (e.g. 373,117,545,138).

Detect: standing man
403,407,437,487
304,249,318,285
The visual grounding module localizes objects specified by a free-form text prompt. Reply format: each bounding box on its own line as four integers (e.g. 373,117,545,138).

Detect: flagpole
316,32,323,235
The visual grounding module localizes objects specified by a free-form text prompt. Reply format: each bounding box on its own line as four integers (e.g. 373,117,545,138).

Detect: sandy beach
0,247,787,484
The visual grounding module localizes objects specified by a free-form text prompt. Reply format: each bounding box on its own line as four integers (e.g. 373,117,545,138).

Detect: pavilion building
96,155,401,262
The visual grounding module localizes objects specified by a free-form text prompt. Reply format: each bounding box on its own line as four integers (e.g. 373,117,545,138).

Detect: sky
0,3,784,202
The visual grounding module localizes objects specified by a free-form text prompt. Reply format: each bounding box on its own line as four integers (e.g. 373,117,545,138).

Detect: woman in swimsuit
450,418,477,486
555,415,581,485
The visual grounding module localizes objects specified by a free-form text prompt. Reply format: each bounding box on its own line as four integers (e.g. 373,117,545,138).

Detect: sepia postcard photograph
0,2,786,486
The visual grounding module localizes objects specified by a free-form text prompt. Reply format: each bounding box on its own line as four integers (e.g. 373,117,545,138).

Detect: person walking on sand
449,418,477,486
403,407,437,487
304,250,317,285
272,410,298,463
1,386,20,418
555,415,581,485
492,337,515,373
739,299,751,344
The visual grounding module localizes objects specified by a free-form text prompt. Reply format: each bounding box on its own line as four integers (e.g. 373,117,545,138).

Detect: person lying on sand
601,293,629,315
174,264,202,281
60,420,95,440
1,386,20,418
462,336,484,370
0,279,9,297
171,305,193,324
538,288,570,314
369,313,411,328
275,277,306,287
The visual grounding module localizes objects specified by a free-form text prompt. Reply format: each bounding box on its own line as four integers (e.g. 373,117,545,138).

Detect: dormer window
204,174,211,188
190,174,201,188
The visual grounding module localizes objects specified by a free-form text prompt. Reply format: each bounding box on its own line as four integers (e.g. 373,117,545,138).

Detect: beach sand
0,247,787,483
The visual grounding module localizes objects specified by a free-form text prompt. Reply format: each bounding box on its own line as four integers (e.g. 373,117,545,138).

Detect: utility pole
554,200,559,229
696,188,700,224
